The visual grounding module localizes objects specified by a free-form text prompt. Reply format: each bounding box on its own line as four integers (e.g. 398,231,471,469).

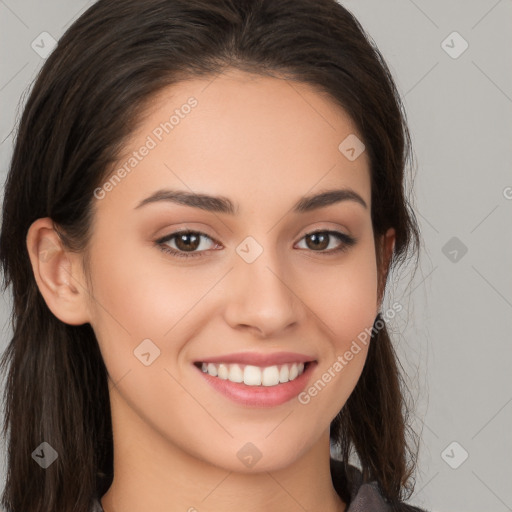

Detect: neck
100,393,345,512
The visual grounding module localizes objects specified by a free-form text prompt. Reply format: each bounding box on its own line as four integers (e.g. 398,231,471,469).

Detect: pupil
308,233,328,250
177,233,199,251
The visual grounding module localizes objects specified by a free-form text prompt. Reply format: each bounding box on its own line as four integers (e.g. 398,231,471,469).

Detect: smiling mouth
193,361,313,387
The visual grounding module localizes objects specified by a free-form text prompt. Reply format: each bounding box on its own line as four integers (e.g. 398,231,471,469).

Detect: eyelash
155,229,356,259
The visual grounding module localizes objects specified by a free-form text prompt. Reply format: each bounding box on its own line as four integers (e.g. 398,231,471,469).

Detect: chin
201,435,313,474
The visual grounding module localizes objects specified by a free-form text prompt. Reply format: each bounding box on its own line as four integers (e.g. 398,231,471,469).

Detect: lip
193,360,318,408
194,351,316,367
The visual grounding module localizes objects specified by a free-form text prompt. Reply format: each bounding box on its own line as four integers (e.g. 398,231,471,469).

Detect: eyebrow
135,188,367,214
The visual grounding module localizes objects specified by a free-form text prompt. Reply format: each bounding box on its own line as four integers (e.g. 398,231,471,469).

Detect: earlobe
26,217,90,326
384,228,396,265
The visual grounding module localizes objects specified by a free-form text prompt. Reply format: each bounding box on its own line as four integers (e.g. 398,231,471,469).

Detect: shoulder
330,457,430,512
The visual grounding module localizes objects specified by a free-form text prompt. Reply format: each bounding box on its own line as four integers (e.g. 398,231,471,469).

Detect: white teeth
199,361,307,386
207,363,218,377
289,363,298,380
279,364,289,383
262,366,280,386
243,365,261,386
228,363,243,383
217,364,229,380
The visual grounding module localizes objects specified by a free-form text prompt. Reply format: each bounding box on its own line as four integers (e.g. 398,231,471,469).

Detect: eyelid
155,227,356,259
156,229,220,257
295,229,355,248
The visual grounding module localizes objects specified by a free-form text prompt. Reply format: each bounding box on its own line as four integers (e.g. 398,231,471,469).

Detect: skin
27,68,395,512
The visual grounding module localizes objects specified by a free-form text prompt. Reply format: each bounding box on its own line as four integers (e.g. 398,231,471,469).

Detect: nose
223,247,303,338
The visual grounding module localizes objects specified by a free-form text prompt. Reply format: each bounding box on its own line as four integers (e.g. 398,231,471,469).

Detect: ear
26,217,91,325
376,227,396,309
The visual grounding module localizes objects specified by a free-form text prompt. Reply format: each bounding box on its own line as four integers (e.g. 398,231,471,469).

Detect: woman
0,0,426,511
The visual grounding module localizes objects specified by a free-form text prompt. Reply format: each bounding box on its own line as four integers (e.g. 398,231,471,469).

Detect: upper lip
195,351,316,367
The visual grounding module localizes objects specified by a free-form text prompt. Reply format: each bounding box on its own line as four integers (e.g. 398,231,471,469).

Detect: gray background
0,1,511,511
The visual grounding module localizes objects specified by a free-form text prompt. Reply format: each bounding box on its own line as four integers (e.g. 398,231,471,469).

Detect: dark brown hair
0,0,421,511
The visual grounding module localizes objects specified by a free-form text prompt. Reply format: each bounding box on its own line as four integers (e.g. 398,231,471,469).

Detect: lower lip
194,362,317,407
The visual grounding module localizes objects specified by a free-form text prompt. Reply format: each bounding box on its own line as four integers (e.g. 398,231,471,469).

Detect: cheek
87,236,213,336
297,242,379,344
85,235,233,388
294,241,378,413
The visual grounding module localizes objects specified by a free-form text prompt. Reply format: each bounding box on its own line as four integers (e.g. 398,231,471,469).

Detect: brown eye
156,230,219,259
174,232,201,252
305,232,330,251
296,230,356,254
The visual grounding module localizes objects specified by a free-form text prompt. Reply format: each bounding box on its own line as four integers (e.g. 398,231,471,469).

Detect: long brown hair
0,1,421,511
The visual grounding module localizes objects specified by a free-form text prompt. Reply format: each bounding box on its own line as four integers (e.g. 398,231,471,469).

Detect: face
82,69,389,472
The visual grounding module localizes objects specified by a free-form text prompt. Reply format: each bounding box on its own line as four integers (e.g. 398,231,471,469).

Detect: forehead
98,69,371,215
